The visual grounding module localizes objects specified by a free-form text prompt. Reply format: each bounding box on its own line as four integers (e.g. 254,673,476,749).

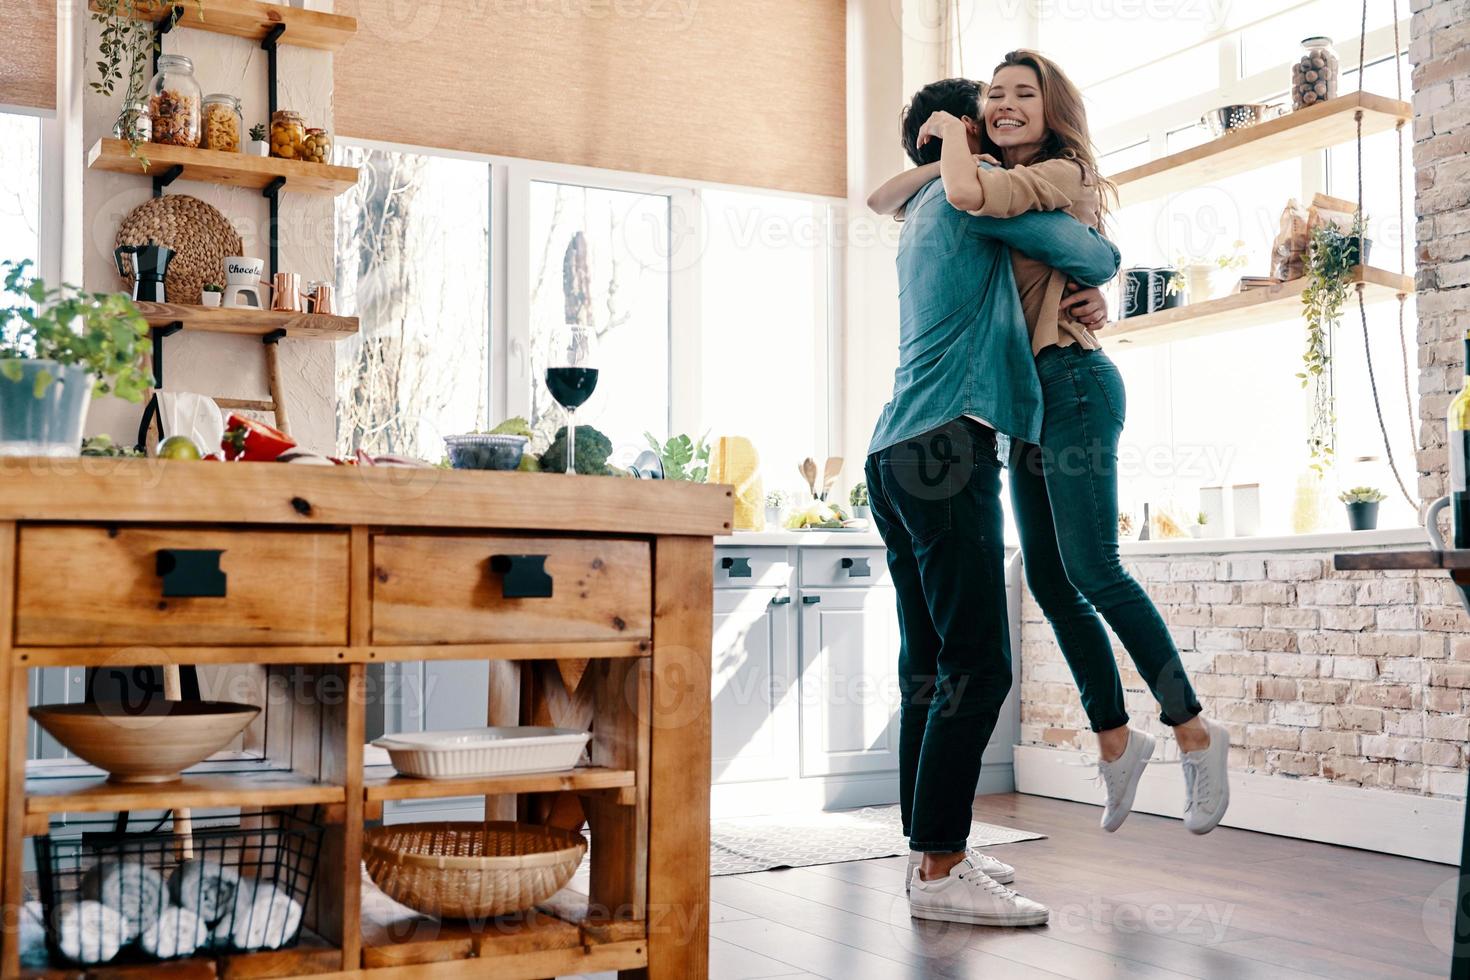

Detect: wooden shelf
1108,265,1413,349
88,139,360,196
363,766,635,802
1110,92,1412,208
362,882,646,972
21,927,340,977
88,0,357,52
136,301,360,342
24,760,344,815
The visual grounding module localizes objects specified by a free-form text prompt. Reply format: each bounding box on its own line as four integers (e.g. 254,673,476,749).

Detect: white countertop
718,525,1428,554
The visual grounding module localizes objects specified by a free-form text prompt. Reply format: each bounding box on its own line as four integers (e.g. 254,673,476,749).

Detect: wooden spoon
800,458,818,498
820,457,844,502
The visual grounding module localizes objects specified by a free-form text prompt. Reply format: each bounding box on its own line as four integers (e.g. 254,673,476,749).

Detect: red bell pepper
221,414,297,462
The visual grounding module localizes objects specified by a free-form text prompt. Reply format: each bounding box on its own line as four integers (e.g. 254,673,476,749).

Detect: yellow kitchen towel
710,436,764,531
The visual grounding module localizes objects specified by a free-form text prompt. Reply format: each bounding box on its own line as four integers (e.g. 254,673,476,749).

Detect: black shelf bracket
151,164,184,199
262,24,286,118
135,321,185,452
262,328,286,346
262,176,286,279
151,5,181,77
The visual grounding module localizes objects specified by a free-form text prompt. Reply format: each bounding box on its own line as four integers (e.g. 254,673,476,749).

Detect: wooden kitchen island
0,458,732,979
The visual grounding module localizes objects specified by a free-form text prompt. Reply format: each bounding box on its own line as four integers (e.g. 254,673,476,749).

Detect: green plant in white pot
850,481,870,520
1,261,151,457
1339,486,1386,531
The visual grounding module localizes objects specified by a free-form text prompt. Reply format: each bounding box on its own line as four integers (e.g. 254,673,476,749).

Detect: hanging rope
1391,0,1416,463
1352,0,1417,510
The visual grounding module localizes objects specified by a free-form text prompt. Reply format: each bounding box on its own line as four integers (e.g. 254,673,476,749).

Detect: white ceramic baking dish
373,726,591,779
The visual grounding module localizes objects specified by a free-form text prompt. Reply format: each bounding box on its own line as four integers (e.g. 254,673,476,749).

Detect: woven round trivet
115,195,243,306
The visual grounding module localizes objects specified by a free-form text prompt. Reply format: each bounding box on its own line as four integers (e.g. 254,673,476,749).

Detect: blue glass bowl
444,434,528,471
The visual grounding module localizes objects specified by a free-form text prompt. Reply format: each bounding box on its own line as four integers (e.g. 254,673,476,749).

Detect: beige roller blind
335,0,846,198
0,6,57,110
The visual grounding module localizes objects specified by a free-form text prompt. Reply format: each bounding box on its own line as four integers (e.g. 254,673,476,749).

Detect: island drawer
15,525,350,646
370,534,652,644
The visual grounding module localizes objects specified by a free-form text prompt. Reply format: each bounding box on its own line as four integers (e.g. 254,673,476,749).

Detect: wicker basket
362,822,585,920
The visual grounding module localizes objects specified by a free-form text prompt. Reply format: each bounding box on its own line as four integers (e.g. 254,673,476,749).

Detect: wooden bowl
30,701,261,783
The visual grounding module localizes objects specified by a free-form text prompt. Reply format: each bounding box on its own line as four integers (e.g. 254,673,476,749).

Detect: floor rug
708,804,1046,876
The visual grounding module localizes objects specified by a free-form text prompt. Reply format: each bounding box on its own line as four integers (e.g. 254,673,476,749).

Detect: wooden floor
596,793,1455,979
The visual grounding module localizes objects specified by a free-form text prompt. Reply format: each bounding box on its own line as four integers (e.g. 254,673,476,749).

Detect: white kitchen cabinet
796,585,902,778
711,587,798,785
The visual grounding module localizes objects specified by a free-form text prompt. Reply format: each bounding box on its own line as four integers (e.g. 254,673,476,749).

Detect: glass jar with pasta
148,54,201,146
270,110,306,160
201,94,243,152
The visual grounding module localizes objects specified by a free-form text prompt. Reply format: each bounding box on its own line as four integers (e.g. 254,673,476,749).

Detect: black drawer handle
770,595,792,606
802,595,822,605
841,557,871,578
155,549,227,598
721,556,752,579
490,554,554,599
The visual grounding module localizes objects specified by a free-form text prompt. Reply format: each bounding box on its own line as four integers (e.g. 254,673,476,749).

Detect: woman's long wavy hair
979,49,1117,224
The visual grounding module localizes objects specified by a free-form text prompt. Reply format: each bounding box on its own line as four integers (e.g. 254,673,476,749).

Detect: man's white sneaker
906,850,1014,896
1098,728,1155,832
1182,719,1230,834
908,858,1048,927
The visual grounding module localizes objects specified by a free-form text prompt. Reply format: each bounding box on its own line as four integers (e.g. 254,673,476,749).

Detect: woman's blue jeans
1011,345,1202,732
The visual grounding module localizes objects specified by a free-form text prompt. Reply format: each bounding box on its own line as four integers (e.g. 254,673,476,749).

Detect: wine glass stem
567,411,576,475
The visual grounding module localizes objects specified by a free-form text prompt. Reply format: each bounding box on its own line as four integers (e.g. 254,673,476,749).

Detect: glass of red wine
546,322,599,474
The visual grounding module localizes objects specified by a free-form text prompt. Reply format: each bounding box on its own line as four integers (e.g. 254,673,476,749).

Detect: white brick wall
1018,550,1470,798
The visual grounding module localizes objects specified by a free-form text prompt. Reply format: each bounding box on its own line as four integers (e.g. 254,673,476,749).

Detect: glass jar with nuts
1292,37,1339,111
270,110,307,160
202,93,243,153
302,128,333,164
148,54,201,146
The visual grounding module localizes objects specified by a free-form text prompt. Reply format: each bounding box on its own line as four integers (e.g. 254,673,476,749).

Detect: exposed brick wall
1018,550,1470,798
1411,0,1470,501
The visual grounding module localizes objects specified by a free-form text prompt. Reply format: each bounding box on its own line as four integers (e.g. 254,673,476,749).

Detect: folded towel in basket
170,858,240,925
53,900,127,965
140,905,210,959
213,880,303,950
81,859,168,940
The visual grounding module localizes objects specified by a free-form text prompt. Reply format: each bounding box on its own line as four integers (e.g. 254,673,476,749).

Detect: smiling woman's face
985,64,1046,155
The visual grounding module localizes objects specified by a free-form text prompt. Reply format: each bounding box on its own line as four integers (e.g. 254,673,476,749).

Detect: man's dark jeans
866,417,1012,853
1011,344,1202,732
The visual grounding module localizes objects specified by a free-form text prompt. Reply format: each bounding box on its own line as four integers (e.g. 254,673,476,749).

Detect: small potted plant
1340,486,1386,531
1189,511,1209,538
248,123,269,157
765,489,790,528
201,282,223,308
0,260,151,457
850,481,870,520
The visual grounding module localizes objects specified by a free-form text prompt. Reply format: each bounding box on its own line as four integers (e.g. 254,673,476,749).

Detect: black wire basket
33,807,323,966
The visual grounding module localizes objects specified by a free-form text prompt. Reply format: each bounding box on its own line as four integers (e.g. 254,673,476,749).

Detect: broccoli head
539,425,615,475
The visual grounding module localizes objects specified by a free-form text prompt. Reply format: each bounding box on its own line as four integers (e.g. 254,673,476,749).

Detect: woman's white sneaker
1182,718,1230,834
1098,729,1155,832
906,850,1014,896
908,858,1048,927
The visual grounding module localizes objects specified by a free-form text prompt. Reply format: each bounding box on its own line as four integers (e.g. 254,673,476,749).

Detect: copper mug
306,281,335,315
270,272,305,313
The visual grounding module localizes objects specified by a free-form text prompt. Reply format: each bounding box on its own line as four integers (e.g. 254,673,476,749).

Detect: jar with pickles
302,128,333,164
202,94,243,152
148,54,201,146
270,110,306,160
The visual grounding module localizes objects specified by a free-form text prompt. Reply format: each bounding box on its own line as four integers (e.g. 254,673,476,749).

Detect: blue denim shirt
868,179,1121,454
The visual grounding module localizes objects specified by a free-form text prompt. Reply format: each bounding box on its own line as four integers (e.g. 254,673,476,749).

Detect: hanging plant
90,1,204,165
1297,212,1364,474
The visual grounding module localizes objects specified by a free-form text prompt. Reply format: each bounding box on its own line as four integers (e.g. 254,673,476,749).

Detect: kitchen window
0,111,42,270
337,146,839,479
